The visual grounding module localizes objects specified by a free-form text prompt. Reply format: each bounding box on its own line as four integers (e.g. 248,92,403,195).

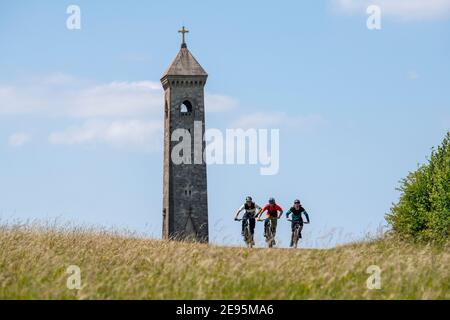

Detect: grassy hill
0,223,448,299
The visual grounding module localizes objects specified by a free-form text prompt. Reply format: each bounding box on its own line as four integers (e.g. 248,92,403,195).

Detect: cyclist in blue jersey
285,199,310,247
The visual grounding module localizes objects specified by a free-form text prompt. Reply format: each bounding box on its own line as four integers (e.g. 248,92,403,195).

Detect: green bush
386,131,450,243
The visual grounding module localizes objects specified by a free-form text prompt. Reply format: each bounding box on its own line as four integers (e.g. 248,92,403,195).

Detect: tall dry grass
0,222,448,299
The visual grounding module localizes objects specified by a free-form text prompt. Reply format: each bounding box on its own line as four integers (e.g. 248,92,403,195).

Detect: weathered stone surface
161,44,209,243
162,47,207,78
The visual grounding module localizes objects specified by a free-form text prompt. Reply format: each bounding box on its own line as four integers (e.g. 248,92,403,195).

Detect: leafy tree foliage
386,131,450,243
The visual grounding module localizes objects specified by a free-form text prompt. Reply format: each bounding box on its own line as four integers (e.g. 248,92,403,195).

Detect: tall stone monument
161,27,209,242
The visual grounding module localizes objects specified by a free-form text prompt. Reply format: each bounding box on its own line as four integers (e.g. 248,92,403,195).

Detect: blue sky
1,0,449,247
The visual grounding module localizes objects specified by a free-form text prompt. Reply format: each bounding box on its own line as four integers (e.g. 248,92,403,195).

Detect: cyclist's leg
289,221,294,246
290,221,295,244
264,219,269,237
290,221,298,246
269,217,277,245
271,217,278,236
291,221,297,232
249,216,256,235
241,217,246,235
299,223,304,238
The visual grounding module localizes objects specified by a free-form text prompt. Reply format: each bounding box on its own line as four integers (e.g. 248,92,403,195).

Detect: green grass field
0,223,448,299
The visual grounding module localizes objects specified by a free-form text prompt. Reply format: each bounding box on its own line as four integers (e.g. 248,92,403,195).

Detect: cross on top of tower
178,26,189,48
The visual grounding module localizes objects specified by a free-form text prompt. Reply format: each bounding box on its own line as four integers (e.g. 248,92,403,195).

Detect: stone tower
161,27,209,242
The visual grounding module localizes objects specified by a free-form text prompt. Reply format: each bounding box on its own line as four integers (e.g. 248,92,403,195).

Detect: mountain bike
288,219,309,248
259,218,277,248
235,218,254,248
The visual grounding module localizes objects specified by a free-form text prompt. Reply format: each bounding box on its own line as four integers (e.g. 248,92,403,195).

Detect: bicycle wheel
293,228,299,248
266,220,273,248
244,226,252,248
247,231,253,248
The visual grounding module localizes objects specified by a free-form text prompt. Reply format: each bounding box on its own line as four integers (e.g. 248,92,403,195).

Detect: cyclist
285,199,310,247
234,196,262,242
257,197,283,245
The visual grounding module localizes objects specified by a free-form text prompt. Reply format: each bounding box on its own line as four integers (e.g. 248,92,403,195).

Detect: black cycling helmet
294,199,301,204
268,197,276,204
245,196,252,202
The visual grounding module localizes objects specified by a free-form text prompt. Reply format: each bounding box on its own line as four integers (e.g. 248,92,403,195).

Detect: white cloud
67,81,163,118
331,0,450,20
49,119,163,152
205,94,239,112
8,132,31,147
0,74,238,118
0,76,163,118
231,112,327,131
0,74,240,151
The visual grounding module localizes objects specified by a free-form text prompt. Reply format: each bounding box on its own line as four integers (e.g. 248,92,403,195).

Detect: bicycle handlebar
235,217,258,221
239,218,309,223
287,219,310,224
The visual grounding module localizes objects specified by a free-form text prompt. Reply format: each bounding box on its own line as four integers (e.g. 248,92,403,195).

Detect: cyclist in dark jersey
257,197,283,245
234,196,262,240
285,199,310,247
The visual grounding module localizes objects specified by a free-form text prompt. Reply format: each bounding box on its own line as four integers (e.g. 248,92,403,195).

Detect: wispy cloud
205,94,239,112
68,81,163,118
49,119,163,152
8,132,31,147
0,76,163,118
0,74,238,118
1,74,238,151
331,0,450,21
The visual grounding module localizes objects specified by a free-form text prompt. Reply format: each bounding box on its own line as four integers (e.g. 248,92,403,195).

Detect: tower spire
178,26,189,48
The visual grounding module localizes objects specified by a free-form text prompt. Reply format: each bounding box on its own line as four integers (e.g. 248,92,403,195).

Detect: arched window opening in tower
180,100,193,114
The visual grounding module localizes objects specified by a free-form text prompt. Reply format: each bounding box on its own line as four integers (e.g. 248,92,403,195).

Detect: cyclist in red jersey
257,197,283,245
